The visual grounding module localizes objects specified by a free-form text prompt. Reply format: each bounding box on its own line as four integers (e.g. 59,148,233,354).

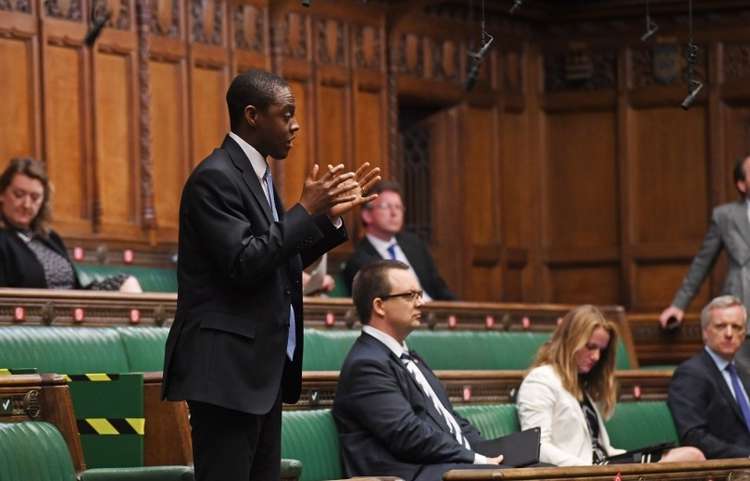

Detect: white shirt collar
705,345,732,371
367,234,397,257
362,325,408,358
228,131,268,182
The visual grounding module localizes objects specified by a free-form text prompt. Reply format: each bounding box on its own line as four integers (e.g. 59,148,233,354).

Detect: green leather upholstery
75,264,177,293
605,401,679,450
281,410,342,481
455,404,520,439
0,421,194,481
0,327,129,374
116,327,170,372
302,329,632,371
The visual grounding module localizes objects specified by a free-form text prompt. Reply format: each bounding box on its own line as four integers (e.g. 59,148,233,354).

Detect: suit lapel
222,136,273,225
701,351,746,423
396,233,419,266
731,201,750,250
362,238,383,259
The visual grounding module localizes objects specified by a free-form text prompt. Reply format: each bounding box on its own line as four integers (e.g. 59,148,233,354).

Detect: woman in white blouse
517,305,704,467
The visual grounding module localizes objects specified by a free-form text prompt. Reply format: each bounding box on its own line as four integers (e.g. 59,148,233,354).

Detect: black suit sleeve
338,357,475,464
300,215,347,269
668,361,750,458
185,167,325,286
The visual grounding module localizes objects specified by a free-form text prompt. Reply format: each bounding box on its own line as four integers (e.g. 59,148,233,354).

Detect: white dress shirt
361,325,486,463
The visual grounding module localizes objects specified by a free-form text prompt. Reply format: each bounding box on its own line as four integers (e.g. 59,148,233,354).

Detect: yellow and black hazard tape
64,373,121,382
77,418,145,436
0,368,36,376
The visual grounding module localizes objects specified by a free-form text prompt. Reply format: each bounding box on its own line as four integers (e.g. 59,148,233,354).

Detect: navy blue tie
387,243,397,260
264,167,295,360
726,363,750,432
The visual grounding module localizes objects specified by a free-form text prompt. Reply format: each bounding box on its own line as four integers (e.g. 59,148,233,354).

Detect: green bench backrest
302,329,632,371
0,421,77,481
116,327,170,372
281,409,342,481
0,327,129,374
455,404,520,439
605,401,679,450
75,264,177,293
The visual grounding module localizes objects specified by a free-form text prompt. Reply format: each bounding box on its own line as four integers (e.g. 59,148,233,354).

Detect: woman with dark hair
517,304,703,466
0,157,141,291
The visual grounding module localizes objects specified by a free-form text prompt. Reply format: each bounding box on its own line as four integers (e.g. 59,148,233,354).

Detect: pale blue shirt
704,346,750,408
361,325,486,463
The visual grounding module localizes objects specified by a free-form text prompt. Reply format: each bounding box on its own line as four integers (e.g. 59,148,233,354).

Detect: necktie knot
400,351,414,362
728,363,738,375
387,243,398,260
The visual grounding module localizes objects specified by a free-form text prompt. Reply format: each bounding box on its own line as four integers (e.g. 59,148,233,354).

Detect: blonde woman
517,305,704,466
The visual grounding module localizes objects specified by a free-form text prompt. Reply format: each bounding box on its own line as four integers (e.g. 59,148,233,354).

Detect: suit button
284,289,291,296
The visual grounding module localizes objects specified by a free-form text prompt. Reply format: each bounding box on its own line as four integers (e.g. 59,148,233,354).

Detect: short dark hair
352,260,409,324
0,157,51,235
226,69,289,131
734,155,750,183
363,180,402,209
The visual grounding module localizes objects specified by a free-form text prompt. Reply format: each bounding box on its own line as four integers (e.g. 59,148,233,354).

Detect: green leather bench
75,264,177,293
0,421,193,481
280,401,679,481
302,330,633,371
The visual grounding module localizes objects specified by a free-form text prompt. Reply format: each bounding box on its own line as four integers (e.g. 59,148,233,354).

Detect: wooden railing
627,312,702,366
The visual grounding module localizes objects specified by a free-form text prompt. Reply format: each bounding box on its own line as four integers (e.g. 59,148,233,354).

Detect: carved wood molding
724,43,750,82
316,17,345,66
150,0,179,37
431,37,459,83
397,32,424,77
137,0,155,229
232,3,264,53
631,42,708,89
353,24,381,70
544,47,616,92
277,10,307,60
91,0,131,31
190,0,223,45
0,0,31,14
44,0,83,21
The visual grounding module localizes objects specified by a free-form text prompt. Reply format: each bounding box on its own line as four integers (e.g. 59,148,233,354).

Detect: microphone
301,0,311,6
509,0,524,14
84,9,111,46
681,80,703,110
640,17,658,42
464,34,494,91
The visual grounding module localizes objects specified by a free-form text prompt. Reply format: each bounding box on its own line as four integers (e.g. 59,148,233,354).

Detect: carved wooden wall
3,0,750,311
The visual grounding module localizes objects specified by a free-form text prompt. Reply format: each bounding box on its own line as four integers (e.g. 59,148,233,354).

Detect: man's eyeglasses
380,290,423,302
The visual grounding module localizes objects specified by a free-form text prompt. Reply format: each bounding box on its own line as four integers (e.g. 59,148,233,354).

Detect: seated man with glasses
333,260,506,481
342,180,456,301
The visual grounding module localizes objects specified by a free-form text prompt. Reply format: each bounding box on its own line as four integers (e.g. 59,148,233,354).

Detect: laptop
473,427,541,467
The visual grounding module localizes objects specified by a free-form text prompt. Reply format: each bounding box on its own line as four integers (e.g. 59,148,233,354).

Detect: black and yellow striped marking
65,373,121,382
77,418,145,435
0,368,37,376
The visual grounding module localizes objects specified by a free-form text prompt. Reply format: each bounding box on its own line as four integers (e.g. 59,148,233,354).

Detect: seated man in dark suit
668,295,750,458
333,260,505,481
342,180,456,300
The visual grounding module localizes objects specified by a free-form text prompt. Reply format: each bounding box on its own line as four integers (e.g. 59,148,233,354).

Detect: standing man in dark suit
668,295,750,458
333,260,505,481
660,155,750,328
162,69,379,481
342,180,456,300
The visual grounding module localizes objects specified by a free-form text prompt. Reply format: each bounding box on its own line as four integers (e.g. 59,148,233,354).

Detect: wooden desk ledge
443,459,750,481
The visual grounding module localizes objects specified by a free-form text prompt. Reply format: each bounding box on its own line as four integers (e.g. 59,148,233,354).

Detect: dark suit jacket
162,136,347,414
332,333,483,481
0,228,78,288
342,232,456,300
668,349,750,458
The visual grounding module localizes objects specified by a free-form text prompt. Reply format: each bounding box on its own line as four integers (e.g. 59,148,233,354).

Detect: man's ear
361,208,373,225
738,180,748,196
372,298,386,318
244,105,258,128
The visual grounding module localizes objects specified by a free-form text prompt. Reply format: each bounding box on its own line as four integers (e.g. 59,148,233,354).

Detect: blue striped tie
726,363,750,433
264,167,296,360
387,243,397,260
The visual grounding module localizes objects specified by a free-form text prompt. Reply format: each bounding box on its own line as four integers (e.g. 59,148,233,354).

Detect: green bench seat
302,329,633,371
0,421,193,481
75,264,177,293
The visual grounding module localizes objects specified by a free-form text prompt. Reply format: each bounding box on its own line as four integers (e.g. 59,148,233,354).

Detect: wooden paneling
43,44,90,230
151,60,188,234
354,90,384,171
632,106,708,244
633,262,712,310
279,79,310,207
316,85,347,168
189,66,228,165
548,264,621,305
545,111,618,249
95,51,138,234
0,36,38,161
